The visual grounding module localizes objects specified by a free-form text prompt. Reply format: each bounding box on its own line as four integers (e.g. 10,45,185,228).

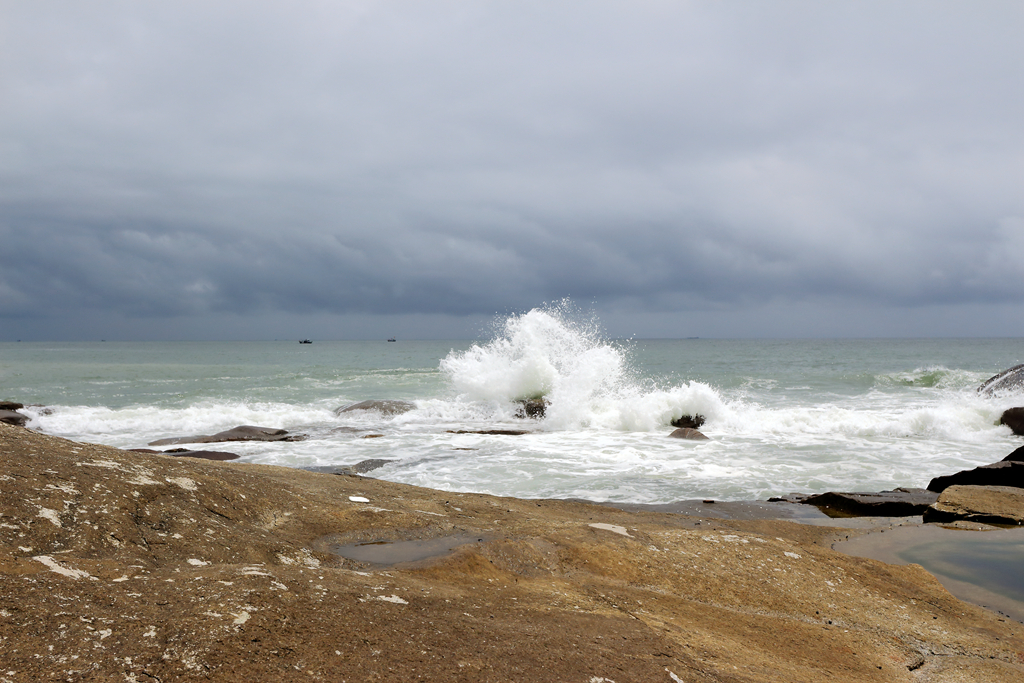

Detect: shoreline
3,422,1023,681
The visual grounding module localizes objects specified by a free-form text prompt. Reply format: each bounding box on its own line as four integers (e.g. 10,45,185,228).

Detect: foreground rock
129,448,240,461
1001,407,1024,436
514,398,548,418
792,488,938,517
2,424,1023,682
148,425,305,446
924,485,1024,525
335,399,415,416
979,364,1024,396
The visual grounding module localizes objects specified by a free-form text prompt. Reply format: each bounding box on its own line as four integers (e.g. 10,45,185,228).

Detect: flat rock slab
149,425,304,446
924,485,1024,525
447,429,530,436
796,489,938,518
928,460,1024,493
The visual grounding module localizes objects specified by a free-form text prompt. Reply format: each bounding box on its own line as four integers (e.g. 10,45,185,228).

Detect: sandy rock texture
1,423,1022,682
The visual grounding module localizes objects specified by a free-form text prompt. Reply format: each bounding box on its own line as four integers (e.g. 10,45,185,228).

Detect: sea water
2,305,1022,503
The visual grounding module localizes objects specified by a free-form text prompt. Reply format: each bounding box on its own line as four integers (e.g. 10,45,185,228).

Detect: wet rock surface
924,485,1024,525
979,364,1024,396
0,409,27,427
148,425,305,446
514,398,549,418
2,423,1024,682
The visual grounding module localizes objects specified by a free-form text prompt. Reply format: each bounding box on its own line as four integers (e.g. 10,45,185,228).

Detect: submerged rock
671,414,706,429
668,427,709,440
149,425,305,446
924,485,1024,525
514,398,548,419
999,407,1024,436
798,488,937,518
978,364,1024,396
335,399,416,416
447,429,531,436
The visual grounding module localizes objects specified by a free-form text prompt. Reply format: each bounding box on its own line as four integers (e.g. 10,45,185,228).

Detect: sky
2,1,1023,341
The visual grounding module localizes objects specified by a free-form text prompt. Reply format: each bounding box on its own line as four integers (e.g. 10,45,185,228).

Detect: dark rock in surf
0,402,24,411
1003,445,1024,462
999,407,1024,436
148,425,305,447
978,364,1024,396
335,400,415,416
128,447,240,461
923,485,1024,525
514,398,549,419
671,414,705,429
668,428,709,440
447,429,531,436
798,488,937,518
0,410,27,427
927,460,1024,493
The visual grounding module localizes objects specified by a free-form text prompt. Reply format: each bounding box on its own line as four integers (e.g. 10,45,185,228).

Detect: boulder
514,398,549,419
798,488,938,518
149,425,305,447
335,400,415,416
0,401,24,411
668,427,709,440
1000,407,1024,436
671,414,706,429
927,460,1024,493
304,459,395,476
923,485,1024,525
978,364,1024,396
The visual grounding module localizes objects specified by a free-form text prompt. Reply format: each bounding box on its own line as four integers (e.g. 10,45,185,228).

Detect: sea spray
439,303,728,430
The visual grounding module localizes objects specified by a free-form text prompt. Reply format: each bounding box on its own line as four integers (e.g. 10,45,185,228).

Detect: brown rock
668,427,709,440
1000,407,1024,436
0,401,24,410
2,422,1023,682
923,485,1024,525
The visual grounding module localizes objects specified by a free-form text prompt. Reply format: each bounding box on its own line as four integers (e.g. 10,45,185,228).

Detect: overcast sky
2,1,1023,340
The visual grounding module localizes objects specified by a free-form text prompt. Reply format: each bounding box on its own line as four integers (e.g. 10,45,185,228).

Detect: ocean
3,307,1022,504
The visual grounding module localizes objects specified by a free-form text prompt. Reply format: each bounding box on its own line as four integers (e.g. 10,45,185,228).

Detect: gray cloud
2,1,1023,339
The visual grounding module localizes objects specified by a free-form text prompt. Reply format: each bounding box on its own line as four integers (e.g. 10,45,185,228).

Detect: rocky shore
2,422,1023,682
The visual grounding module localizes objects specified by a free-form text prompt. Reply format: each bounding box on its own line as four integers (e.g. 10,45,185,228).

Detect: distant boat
299,339,312,344
387,338,396,342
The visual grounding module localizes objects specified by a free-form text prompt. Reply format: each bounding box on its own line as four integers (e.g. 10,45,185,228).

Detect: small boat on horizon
299,339,312,344
387,338,396,342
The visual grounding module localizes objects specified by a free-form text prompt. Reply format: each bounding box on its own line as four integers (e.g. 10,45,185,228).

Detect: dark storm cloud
2,1,1023,338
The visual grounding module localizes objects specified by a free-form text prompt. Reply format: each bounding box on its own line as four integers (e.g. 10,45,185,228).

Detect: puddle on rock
836,523,1024,623
327,534,486,566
